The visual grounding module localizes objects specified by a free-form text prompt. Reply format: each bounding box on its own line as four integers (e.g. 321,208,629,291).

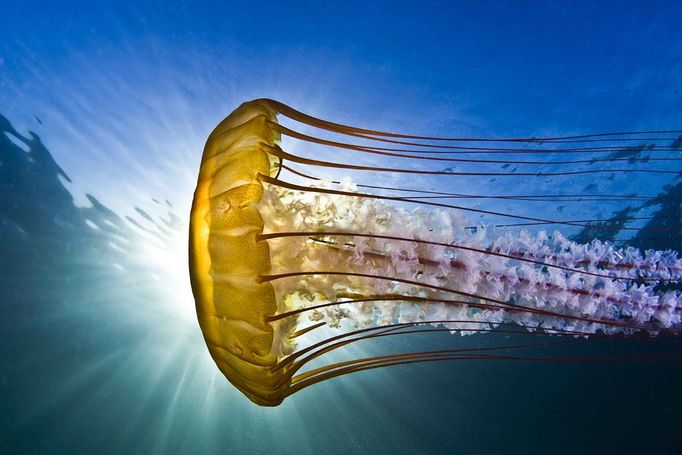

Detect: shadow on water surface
2,114,682,454
570,135,682,251
0,114,191,452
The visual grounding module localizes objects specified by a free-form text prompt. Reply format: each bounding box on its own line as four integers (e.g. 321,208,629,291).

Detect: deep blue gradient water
2,2,682,454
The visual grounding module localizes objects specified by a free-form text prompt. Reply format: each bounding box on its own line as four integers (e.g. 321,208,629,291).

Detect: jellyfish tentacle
260,173,677,232
286,321,606,378
258,230,680,283
266,120,681,165
289,321,326,339
260,98,682,144
263,142,680,177
284,345,682,398
276,319,586,378
279,135,681,154
279,161,654,200
272,166,675,234
260,270,674,334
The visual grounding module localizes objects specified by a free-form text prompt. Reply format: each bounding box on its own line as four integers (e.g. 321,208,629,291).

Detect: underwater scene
2,2,682,454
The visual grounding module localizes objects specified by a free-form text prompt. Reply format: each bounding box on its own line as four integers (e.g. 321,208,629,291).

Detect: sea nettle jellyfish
189,99,682,406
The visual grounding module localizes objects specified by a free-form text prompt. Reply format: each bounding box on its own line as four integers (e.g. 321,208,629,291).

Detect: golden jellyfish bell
190,99,682,406
189,100,286,405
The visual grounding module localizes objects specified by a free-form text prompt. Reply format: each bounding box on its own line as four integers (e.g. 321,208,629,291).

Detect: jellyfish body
189,101,288,405
190,99,682,406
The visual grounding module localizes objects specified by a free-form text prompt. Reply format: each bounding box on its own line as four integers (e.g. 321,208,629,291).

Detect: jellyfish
189,99,682,406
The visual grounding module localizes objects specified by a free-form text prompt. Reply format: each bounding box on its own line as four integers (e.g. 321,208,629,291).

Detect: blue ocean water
2,2,682,454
